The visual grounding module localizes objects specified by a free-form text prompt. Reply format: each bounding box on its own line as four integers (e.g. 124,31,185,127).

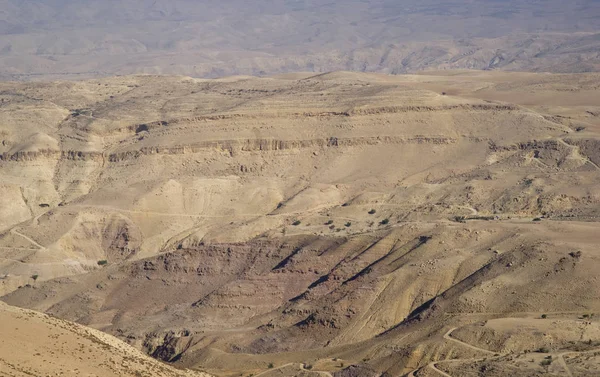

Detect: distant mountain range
0,0,599,78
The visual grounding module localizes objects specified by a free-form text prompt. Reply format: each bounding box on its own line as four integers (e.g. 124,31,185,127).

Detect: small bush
541,314,547,319
325,220,334,225
304,364,313,370
292,220,301,226
537,347,551,353
533,217,542,222
368,209,376,215
329,224,336,230
345,222,352,227
569,251,582,259
540,358,553,366
268,363,274,369
380,219,389,225
97,260,108,266
341,203,349,207
31,274,39,281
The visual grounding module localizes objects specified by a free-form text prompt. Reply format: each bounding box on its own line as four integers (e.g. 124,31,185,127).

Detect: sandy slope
0,301,210,377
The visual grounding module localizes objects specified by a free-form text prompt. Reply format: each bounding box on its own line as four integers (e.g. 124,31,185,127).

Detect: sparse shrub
368,209,376,215
329,224,336,230
380,219,389,225
345,222,352,227
533,217,542,222
340,362,344,368
341,203,349,207
97,260,108,266
537,346,551,353
325,220,334,225
292,220,301,226
541,314,547,319
268,363,274,369
304,364,313,370
569,251,582,259
540,357,553,367
31,274,39,282
583,314,590,318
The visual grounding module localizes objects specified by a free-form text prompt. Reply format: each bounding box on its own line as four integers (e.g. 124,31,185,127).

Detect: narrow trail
253,363,333,377
406,327,498,377
556,347,600,377
444,310,588,317
0,246,39,252
557,354,574,377
302,364,333,377
71,204,259,219
253,363,294,377
443,327,496,355
559,138,600,171
429,363,453,377
10,229,45,250
453,206,479,216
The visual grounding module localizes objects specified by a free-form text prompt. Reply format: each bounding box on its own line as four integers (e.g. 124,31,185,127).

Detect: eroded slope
1,71,600,376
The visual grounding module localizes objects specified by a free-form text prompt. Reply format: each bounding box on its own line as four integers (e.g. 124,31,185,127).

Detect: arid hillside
0,301,211,377
0,0,600,79
1,71,600,376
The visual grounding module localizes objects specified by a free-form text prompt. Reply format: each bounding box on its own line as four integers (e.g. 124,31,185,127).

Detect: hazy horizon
1,0,599,79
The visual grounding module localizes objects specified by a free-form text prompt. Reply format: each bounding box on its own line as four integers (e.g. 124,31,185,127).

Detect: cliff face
1,71,600,376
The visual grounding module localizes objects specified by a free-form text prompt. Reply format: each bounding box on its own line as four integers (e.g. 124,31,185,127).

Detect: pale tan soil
0,301,210,377
0,71,599,376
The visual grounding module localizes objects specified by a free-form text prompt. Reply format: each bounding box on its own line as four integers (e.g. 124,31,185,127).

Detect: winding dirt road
405,326,600,377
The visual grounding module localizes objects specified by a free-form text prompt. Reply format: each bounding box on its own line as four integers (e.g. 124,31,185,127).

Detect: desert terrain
1,0,600,80
0,70,600,376
0,301,210,377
